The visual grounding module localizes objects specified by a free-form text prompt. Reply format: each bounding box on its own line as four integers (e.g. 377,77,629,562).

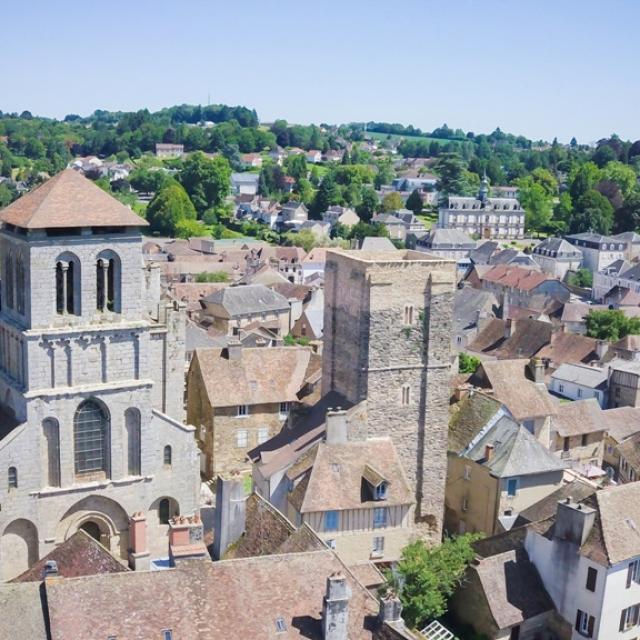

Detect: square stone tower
321,249,456,538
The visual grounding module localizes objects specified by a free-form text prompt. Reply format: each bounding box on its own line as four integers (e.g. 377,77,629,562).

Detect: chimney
224,339,242,361
554,499,596,546
325,408,348,445
504,318,516,339
529,356,545,384
379,590,403,624
128,511,150,571
322,572,351,640
43,560,60,583
213,473,247,560
168,513,208,565
484,444,495,461
595,339,609,360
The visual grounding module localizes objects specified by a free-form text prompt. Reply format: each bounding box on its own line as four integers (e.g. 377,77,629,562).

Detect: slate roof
201,284,290,316
535,333,599,366
533,237,582,258
464,415,566,477
595,482,640,564
12,530,127,583
470,240,500,264
0,169,148,229
359,236,396,251
192,346,314,406
551,398,604,437
43,550,380,639
0,582,48,639
448,393,504,452
419,228,475,248
453,287,498,334
550,363,607,389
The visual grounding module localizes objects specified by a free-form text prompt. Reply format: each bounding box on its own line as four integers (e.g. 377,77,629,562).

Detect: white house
550,363,609,408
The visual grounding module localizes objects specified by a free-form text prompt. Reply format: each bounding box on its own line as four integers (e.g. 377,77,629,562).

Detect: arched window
163,445,172,467
401,385,411,406
55,254,80,315
5,254,14,309
15,256,25,315
96,251,121,313
403,304,414,325
43,418,61,487
125,408,141,476
8,466,17,489
74,400,110,477
159,498,171,525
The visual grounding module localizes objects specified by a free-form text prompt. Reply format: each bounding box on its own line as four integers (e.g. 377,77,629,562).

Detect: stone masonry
321,249,456,538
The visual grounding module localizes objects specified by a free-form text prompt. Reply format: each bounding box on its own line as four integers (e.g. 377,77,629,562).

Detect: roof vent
275,617,287,633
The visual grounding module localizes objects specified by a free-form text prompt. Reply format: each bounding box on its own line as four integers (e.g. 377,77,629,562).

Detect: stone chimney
322,572,351,640
128,511,150,571
224,339,242,361
213,473,247,560
379,590,402,624
554,498,596,546
529,357,545,384
596,340,609,360
325,408,348,445
43,560,60,583
168,513,208,565
484,444,495,461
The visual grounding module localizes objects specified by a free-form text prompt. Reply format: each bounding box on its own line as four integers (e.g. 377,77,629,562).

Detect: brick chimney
213,473,247,560
484,444,495,461
168,513,208,565
325,408,348,445
128,511,150,571
322,572,351,640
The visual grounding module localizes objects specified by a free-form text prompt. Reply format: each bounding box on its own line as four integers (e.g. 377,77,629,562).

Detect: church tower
0,170,199,580
322,249,456,538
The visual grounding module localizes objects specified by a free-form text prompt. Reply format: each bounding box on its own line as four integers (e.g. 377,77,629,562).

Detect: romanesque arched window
74,400,110,477
125,408,141,476
15,256,25,315
403,304,414,325
5,254,14,310
163,445,172,467
96,251,121,313
43,418,61,488
8,466,17,489
55,253,80,315
159,498,170,524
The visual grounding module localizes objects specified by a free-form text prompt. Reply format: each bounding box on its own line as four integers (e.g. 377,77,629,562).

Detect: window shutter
576,610,582,632
587,615,594,638
620,609,626,632
628,563,634,588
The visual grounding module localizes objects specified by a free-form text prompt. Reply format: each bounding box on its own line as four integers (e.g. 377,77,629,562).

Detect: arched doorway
80,521,102,542
1,519,39,581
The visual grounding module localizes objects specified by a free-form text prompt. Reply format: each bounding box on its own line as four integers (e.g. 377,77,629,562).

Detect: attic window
375,483,388,500
275,618,287,633
162,631,173,640
331,463,341,473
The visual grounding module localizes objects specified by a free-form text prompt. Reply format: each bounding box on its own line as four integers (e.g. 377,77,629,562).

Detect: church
0,169,200,580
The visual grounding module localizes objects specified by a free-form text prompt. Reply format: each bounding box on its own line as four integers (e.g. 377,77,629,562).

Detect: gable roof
595,483,640,564
536,333,599,366
453,287,498,334
202,284,290,316
448,392,504,452
550,363,607,389
0,169,148,229
468,318,553,360
192,346,315,407
480,264,557,292
0,582,48,639
616,432,640,473
602,406,640,442
551,398,604,438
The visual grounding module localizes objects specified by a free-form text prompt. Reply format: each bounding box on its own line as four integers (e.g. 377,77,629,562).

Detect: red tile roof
481,264,552,292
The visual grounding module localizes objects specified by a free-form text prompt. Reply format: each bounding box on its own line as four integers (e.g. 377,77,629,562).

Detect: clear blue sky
2,0,638,143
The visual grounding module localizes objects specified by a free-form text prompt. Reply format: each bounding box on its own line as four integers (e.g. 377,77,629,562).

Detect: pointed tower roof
0,169,148,229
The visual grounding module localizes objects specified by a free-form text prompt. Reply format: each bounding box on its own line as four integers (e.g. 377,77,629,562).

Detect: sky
1,0,639,143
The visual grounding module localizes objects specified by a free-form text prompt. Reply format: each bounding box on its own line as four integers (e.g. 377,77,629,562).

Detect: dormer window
375,482,388,500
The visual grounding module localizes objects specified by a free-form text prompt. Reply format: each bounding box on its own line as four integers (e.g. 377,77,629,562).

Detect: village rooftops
331,247,454,265
550,364,607,391
0,168,148,229
602,406,640,442
551,398,604,437
201,284,290,317
480,264,557,291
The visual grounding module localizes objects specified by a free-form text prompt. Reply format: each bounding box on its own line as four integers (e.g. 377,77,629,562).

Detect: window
627,560,640,587
257,427,269,444
401,385,411,406
575,609,594,637
96,253,120,313
375,483,388,500
55,255,80,315
403,304,414,325
162,630,173,640
279,402,289,416
275,618,287,634
373,507,388,529
586,567,597,592
372,536,385,555
74,400,109,476
326,538,336,550
237,405,248,417
8,466,17,489
563,437,570,452
581,434,588,447
620,604,640,631
159,499,171,525
324,510,339,531
4,254,14,310
125,408,141,476
163,445,172,466
464,465,472,481
235,430,248,448
43,418,61,487
15,256,25,315
462,497,469,511
577,388,582,398
506,478,518,497
558,383,564,393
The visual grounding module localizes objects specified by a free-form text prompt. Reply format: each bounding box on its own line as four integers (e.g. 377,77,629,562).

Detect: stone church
0,169,200,580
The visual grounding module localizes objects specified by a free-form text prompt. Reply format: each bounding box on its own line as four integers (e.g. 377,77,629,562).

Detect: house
371,213,407,241
199,284,292,337
561,301,610,335
446,393,566,535
284,410,415,564
467,318,553,361
306,149,322,163
532,237,583,279
269,146,286,165
565,232,627,272
291,289,324,342
470,240,501,265
593,260,640,302
525,483,640,640
155,142,184,158
601,406,640,481
489,248,540,269
241,152,263,168
549,363,608,407
438,177,525,239
394,209,426,233
614,432,640,483
322,205,360,228
299,219,331,240
231,171,260,195
323,149,344,163
302,247,328,281
610,335,640,361
612,231,640,261
452,286,498,351
416,228,476,270
279,201,309,229
549,398,606,473
492,185,519,199
186,344,318,476
608,359,640,408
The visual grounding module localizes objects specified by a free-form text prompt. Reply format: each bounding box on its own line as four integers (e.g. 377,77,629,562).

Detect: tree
585,309,640,342
129,167,169,193
286,153,307,181
146,181,197,236
517,178,553,233
405,189,424,215
0,183,16,208
381,192,403,212
348,222,389,242
356,187,379,223
179,152,231,215
569,162,602,201
601,161,637,199
175,218,205,239
433,153,476,200
567,268,593,288
195,271,229,283
567,189,614,235
285,229,320,252
458,352,480,374
391,535,482,628
310,173,341,217
615,189,640,233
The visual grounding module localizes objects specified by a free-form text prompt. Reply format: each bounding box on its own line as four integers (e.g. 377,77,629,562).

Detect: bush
458,352,480,374
195,271,229,283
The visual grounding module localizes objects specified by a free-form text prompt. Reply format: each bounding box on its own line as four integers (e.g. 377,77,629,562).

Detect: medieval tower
321,248,456,538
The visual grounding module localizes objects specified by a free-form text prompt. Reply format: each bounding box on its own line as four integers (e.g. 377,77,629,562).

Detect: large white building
0,170,200,580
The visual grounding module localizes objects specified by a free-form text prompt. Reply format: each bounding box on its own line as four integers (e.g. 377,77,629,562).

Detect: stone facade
0,216,199,579
321,249,456,538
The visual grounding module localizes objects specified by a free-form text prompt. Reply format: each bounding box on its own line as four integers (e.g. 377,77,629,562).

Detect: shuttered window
585,567,597,592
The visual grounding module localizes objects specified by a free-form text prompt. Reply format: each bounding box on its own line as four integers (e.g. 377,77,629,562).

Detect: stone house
186,344,318,477
322,205,360,228
198,283,292,337
155,143,184,158
608,360,640,408
452,286,498,352
614,433,640,483
601,406,640,482
610,335,640,362
565,232,627,273
371,213,407,241
284,411,415,565
416,228,476,267
278,201,309,230
549,363,608,407
0,170,200,580
525,483,640,640
532,237,583,280
446,394,566,536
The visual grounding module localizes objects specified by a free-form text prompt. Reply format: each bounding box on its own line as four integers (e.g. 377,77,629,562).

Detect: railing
420,620,459,640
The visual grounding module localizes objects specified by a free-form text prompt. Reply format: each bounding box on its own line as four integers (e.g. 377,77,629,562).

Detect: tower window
8,466,17,489
163,445,172,466
403,304,414,325
125,408,141,476
74,400,110,476
15,256,25,315
96,252,121,313
159,498,171,525
55,255,80,315
401,385,411,406
5,255,14,309
43,418,61,488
